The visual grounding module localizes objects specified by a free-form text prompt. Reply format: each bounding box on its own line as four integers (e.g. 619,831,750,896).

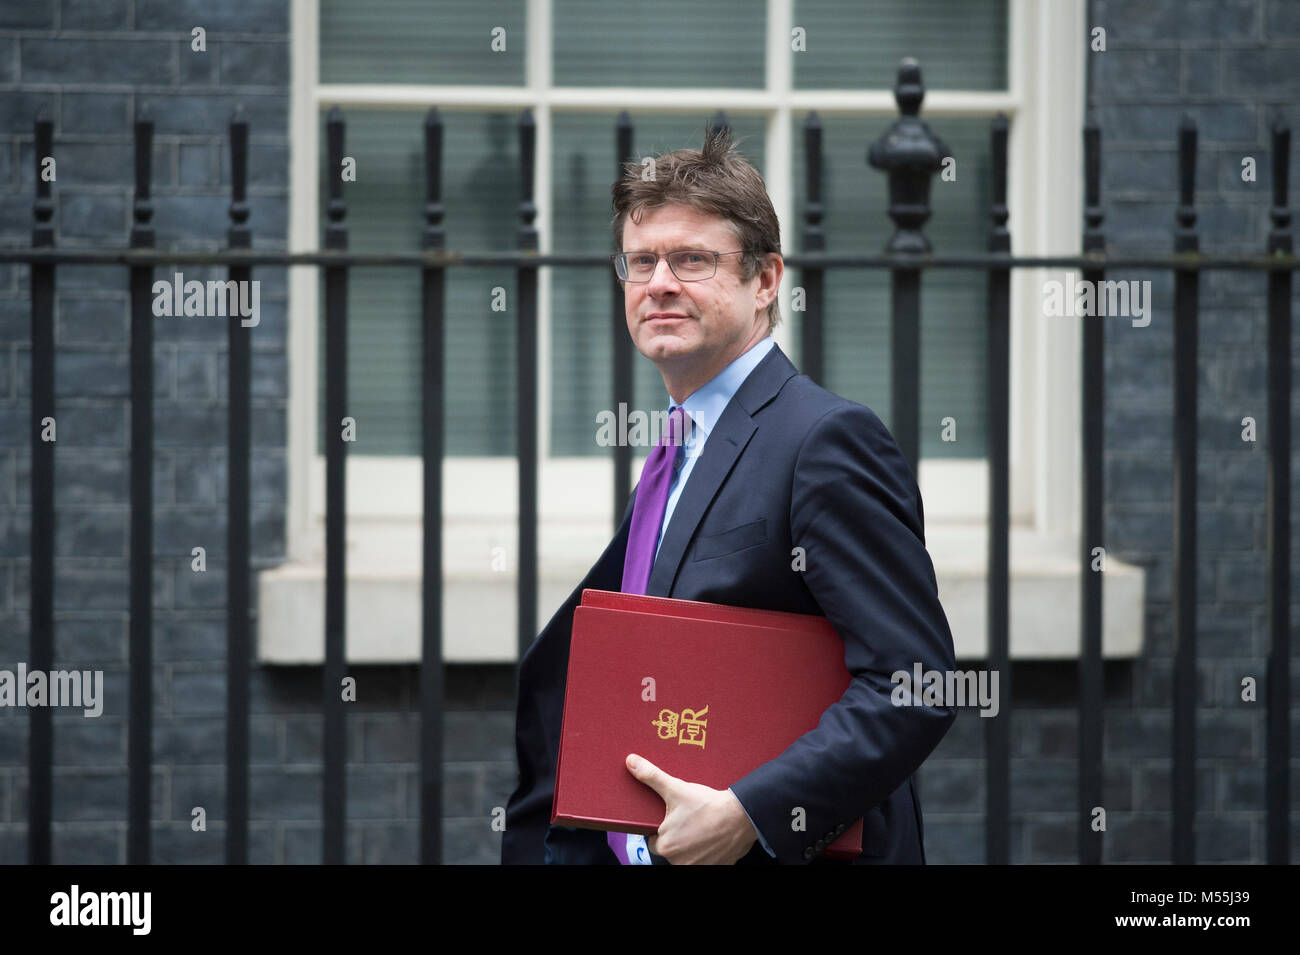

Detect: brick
1104,813,1171,863
59,94,129,135
281,823,363,864
220,41,291,87
178,143,213,187
134,0,290,33
172,668,225,715
1181,50,1219,96
1217,556,1268,603
58,296,129,345
1197,815,1253,862
21,39,175,85
0,0,54,29
176,348,218,400
360,714,417,762
0,92,58,134
443,710,516,762
62,0,131,30
1224,48,1300,96
1096,104,1257,145
361,822,418,864
1269,0,1300,34
915,759,981,813
135,93,288,139
1094,0,1260,41
1094,49,1181,97
55,507,127,558
151,824,224,864
180,42,217,86
53,719,125,766
154,615,226,663
0,38,15,86
252,768,319,821
218,142,289,189
442,763,480,816
347,766,403,819
1103,149,1178,195
218,349,287,400
51,824,122,864
170,768,223,820
919,819,982,864
1010,759,1077,813
442,817,501,865
59,194,128,242
1026,816,1077,863
172,452,219,504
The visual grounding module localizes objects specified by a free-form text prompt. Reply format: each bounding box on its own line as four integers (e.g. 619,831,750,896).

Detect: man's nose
645,256,682,296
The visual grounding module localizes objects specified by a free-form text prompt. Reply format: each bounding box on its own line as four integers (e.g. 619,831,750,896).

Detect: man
502,128,957,865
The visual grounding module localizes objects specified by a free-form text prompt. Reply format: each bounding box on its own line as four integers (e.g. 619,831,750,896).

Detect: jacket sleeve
728,403,957,864
501,492,635,864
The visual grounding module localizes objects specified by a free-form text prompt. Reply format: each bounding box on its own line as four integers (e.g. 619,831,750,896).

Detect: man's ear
756,254,783,309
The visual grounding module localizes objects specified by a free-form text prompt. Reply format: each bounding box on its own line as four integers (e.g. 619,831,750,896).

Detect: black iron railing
3,60,1294,866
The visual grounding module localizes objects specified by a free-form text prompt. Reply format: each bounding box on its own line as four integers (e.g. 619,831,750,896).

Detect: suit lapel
646,343,800,596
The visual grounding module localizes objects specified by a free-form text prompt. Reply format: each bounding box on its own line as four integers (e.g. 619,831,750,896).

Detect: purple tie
608,405,689,864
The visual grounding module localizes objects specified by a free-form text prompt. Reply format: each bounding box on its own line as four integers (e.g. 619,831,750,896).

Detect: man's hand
626,753,758,864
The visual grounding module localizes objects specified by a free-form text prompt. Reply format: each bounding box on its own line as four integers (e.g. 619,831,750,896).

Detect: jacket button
803,846,816,860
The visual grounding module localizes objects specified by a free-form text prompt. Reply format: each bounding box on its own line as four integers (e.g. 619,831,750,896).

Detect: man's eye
683,254,705,264
630,255,655,267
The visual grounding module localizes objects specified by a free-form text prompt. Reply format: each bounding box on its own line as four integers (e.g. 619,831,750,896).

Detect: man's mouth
645,312,689,322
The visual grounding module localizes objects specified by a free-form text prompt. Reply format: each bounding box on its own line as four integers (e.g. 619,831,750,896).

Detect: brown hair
611,125,782,331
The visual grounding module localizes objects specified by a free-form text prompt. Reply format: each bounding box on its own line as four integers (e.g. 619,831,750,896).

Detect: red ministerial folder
552,589,863,860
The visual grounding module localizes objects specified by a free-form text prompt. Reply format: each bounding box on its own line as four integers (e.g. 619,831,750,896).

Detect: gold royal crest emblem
651,706,708,749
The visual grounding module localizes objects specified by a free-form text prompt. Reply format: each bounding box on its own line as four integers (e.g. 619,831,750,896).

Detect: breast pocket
691,518,768,561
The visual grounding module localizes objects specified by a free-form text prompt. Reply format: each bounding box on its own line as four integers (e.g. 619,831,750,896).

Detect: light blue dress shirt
648,334,779,859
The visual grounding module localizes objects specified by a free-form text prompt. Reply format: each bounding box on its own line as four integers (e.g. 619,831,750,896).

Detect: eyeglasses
612,249,748,283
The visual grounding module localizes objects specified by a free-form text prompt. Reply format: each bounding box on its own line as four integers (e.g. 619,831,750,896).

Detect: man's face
620,204,775,392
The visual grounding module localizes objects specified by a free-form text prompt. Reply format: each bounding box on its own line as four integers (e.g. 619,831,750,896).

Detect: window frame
280,0,1093,657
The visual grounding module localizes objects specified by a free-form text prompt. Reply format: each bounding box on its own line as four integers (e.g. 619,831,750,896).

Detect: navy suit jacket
501,342,957,865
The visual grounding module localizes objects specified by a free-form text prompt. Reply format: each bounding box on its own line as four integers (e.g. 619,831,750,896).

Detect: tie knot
663,406,691,449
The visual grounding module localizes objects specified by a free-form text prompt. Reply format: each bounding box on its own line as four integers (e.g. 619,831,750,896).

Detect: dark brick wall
923,0,1300,864
1,0,1297,865
0,0,517,865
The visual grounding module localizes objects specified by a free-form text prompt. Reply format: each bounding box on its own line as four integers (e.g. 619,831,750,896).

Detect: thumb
626,754,676,802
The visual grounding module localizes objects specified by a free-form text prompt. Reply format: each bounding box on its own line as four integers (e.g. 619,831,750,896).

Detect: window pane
793,0,1007,90
552,0,765,88
791,114,992,458
550,114,767,456
319,0,525,85
317,109,519,456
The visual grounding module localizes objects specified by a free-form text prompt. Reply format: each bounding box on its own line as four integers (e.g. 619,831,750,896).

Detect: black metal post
984,112,1012,867
225,106,252,866
322,106,349,865
801,112,825,384
1264,118,1292,865
867,58,949,478
517,109,538,659
127,112,155,865
1079,113,1105,866
1171,115,1199,865
420,107,446,866
612,110,634,524
27,111,55,866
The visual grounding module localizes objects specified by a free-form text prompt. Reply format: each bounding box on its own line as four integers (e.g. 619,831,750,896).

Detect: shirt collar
675,336,775,455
